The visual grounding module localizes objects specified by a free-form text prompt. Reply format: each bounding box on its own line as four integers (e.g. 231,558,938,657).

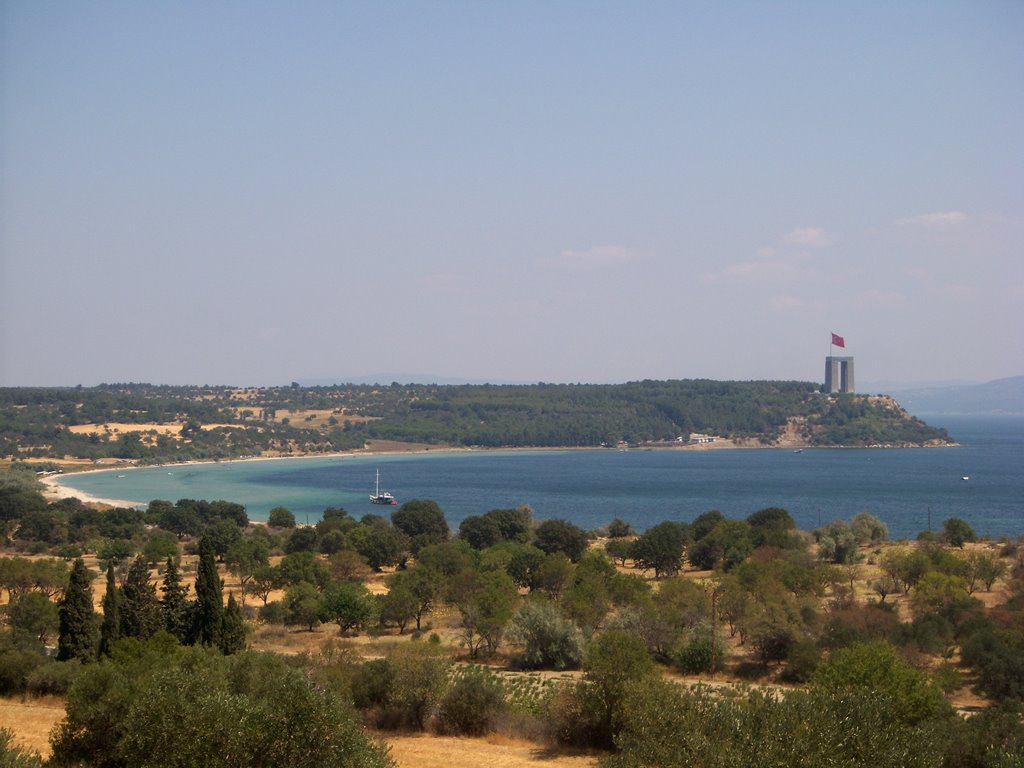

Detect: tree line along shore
1,461,1022,767
0,381,951,468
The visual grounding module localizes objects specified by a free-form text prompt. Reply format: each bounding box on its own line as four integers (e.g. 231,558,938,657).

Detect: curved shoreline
38,435,958,511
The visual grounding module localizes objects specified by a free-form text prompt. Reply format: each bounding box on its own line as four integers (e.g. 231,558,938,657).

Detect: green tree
203,517,243,561
391,499,449,551
384,643,451,730
484,506,533,543
191,537,224,647
278,551,329,590
387,567,440,631
606,517,634,538
97,538,133,569
267,506,296,528
534,552,574,600
57,558,97,663
141,532,179,566
942,517,976,548
98,563,120,657
284,582,322,631
120,556,162,641
7,592,59,646
225,536,270,589
219,592,247,655
456,570,518,657
534,518,589,562
319,581,376,634
747,506,797,549
909,571,971,617
811,641,952,725
964,549,1007,592
245,564,282,606
689,519,753,571
160,557,190,642
851,511,889,544
354,524,406,571
630,521,688,578
814,519,860,564
507,600,584,670
458,515,502,549
555,630,655,749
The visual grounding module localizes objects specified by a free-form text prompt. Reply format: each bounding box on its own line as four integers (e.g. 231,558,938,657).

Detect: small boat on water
370,468,397,505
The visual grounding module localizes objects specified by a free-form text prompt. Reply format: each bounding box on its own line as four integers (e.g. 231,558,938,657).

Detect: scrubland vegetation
0,380,948,464
2,462,1022,767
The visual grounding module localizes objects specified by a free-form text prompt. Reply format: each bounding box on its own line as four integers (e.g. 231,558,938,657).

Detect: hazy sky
2,2,1022,388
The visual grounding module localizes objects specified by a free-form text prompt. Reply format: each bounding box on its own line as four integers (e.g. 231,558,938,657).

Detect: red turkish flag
831,332,845,348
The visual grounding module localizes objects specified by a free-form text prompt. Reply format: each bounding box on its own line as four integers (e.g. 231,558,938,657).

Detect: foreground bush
0,727,45,768
436,666,507,736
552,630,656,750
50,637,391,768
608,682,949,768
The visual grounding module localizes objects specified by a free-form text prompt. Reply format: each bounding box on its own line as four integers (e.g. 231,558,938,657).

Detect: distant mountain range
881,376,1024,416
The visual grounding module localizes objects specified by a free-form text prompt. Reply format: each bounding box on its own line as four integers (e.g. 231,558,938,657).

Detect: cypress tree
161,556,190,642
219,591,247,655
58,558,98,662
192,536,224,647
120,555,162,640
98,562,121,657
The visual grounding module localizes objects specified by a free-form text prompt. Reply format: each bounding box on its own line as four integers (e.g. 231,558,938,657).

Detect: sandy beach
39,470,148,508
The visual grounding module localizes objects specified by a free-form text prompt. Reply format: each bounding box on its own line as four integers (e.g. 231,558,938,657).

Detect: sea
54,415,1023,540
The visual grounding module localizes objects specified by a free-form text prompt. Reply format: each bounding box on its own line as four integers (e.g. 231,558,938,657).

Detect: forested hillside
0,380,950,463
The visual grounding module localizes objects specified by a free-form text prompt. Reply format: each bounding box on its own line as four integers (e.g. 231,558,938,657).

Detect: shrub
436,667,507,736
550,629,657,749
376,644,451,730
507,600,583,670
780,638,820,683
0,727,45,768
0,642,43,695
350,658,394,711
670,628,725,675
52,643,391,768
811,641,952,725
257,601,288,625
25,659,81,696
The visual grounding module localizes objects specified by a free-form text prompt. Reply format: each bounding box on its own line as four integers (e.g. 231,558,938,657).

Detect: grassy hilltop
0,380,949,464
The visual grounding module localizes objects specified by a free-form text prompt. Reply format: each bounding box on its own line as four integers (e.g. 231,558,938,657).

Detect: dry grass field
385,733,598,768
0,696,64,758
0,697,598,767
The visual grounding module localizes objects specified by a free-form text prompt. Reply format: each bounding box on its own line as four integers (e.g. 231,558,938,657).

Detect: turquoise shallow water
56,415,1023,539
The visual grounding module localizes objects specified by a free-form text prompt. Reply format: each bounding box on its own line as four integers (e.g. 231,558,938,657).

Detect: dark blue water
57,415,1023,539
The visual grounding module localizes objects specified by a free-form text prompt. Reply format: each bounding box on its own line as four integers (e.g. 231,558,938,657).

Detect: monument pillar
824,356,855,393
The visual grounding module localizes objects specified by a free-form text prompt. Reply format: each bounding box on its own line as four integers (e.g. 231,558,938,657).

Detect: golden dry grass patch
384,733,598,768
0,696,64,758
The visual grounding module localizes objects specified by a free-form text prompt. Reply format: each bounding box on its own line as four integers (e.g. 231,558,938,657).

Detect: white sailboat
369,468,397,505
